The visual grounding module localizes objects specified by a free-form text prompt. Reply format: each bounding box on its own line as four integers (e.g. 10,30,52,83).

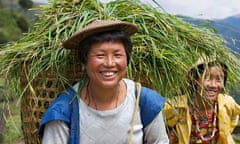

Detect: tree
18,0,33,10
0,0,2,8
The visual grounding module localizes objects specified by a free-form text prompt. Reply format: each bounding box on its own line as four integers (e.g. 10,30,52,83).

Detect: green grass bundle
0,0,239,101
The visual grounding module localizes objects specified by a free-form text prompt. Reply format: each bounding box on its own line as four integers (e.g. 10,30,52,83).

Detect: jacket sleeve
229,96,240,132
38,88,75,137
162,100,180,128
42,121,69,144
218,94,240,133
144,111,169,144
163,95,189,128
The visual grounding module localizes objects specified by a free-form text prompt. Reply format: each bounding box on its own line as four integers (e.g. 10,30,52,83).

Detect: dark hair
77,30,133,65
188,61,228,94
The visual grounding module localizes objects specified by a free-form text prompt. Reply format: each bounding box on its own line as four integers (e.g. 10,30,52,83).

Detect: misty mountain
178,15,240,54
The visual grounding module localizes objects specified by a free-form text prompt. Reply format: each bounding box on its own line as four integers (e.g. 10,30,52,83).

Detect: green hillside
0,0,39,143
0,0,38,45
0,10,28,44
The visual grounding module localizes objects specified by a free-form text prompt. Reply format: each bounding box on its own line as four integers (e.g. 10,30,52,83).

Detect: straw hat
189,55,218,70
189,55,228,75
189,55,228,85
195,55,215,67
62,20,138,49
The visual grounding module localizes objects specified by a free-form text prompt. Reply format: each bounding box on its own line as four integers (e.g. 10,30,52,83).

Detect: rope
128,82,141,144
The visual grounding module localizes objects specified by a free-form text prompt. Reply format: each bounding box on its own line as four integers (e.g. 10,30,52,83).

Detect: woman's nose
209,79,217,87
104,57,116,66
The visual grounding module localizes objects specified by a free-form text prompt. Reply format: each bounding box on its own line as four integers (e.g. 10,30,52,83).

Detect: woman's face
197,65,225,102
85,41,127,88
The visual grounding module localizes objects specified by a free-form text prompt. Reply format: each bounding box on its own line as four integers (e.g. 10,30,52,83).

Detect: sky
32,0,240,20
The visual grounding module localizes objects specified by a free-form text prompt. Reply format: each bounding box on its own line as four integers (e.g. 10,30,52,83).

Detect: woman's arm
42,120,69,144
144,111,169,144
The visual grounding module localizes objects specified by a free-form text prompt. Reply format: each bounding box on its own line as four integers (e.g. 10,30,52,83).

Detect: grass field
0,101,23,143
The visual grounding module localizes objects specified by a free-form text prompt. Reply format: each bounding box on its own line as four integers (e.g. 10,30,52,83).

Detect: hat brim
190,55,227,72
62,20,138,49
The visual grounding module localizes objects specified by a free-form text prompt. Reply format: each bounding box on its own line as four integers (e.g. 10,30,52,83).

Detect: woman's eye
203,75,210,81
96,54,104,58
115,53,122,58
216,77,223,82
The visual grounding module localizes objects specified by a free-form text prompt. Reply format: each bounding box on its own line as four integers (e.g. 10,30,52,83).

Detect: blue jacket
39,85,165,144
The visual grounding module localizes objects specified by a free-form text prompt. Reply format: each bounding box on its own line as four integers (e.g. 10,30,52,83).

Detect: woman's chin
206,94,218,102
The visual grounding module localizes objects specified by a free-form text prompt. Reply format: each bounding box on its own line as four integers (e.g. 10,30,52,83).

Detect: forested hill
0,0,41,45
178,15,240,54
214,15,240,53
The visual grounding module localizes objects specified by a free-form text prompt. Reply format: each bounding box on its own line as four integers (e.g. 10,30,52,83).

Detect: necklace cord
86,81,121,110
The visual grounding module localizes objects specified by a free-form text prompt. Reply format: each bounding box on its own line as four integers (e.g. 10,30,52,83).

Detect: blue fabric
138,86,165,129
38,88,80,144
68,89,80,144
38,85,165,144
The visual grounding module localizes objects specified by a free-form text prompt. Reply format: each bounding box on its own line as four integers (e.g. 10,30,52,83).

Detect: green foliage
0,10,23,44
0,32,8,44
18,0,33,9
1,102,23,143
0,0,3,8
235,138,240,144
16,14,30,33
0,9,30,45
230,86,240,104
0,86,7,102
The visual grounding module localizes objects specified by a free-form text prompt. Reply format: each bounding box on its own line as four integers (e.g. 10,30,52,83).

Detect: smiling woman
39,19,169,144
163,56,240,144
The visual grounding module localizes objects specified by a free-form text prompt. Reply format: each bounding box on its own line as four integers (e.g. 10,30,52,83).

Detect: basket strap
128,82,141,144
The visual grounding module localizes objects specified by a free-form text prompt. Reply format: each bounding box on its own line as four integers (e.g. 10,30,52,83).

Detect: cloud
142,0,240,19
32,0,48,4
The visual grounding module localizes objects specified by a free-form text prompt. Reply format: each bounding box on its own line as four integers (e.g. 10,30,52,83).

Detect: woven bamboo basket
19,68,149,143
20,67,150,143
20,59,83,144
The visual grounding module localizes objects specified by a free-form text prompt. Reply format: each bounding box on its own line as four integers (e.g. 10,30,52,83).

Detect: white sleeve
144,111,169,144
42,120,69,144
